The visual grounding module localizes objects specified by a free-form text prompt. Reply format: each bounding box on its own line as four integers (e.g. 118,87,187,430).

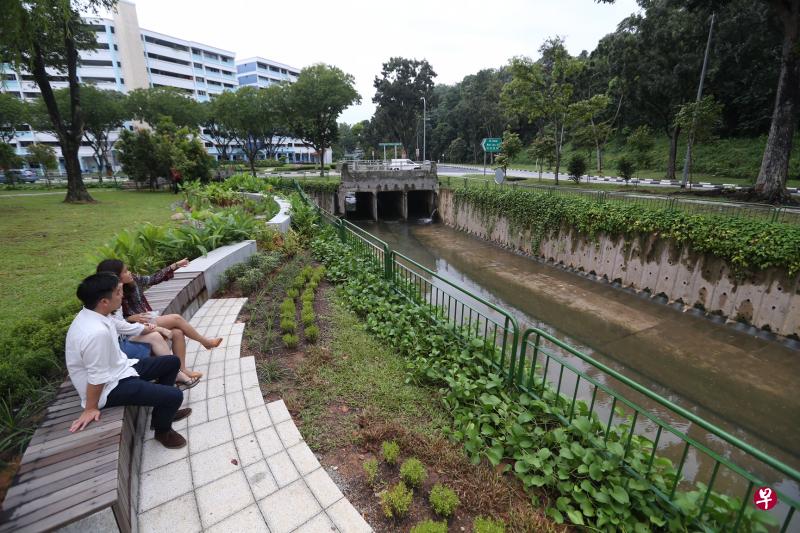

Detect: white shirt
111,308,144,338
65,307,139,409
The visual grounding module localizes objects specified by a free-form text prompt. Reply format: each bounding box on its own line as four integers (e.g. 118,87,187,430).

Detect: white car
388,159,421,171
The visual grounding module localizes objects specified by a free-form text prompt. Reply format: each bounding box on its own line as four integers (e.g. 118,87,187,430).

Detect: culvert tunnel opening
377,191,403,220
408,190,435,220
345,192,374,220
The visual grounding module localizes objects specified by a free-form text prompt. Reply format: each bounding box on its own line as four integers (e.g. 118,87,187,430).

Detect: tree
0,92,27,144
446,138,468,162
674,94,723,180
567,153,588,183
626,125,655,177
0,142,22,174
617,155,636,183
200,94,237,161
0,0,117,202
528,134,556,179
502,38,583,184
287,64,360,176
568,93,619,174
26,143,57,183
80,85,128,180
372,58,436,157
754,0,800,201
223,85,290,176
116,118,211,188
500,130,523,164
126,87,203,130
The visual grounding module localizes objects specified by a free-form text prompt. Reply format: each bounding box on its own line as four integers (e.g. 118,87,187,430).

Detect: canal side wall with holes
437,188,800,338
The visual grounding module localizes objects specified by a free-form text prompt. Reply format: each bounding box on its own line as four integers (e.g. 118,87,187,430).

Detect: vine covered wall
439,188,800,338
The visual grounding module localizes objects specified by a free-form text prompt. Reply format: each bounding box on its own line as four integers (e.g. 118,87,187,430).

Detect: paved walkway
136,298,373,533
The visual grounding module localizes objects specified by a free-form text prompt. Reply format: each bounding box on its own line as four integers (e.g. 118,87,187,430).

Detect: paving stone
296,512,337,533
259,479,321,533
327,499,372,533
244,459,279,500
138,458,192,512
267,451,300,487
206,376,225,398
207,395,227,421
255,426,283,457
195,469,254,528
188,380,208,403
192,350,212,366
227,334,243,347
187,404,209,427
243,386,264,409
205,503,269,533
224,358,241,376
229,410,253,439
224,346,240,360
242,369,260,390
191,440,241,487
249,404,272,431
241,356,256,373
140,436,188,473
306,467,344,509
267,400,292,424
188,417,233,454
235,433,263,467
138,492,201,533
223,375,243,394
276,420,303,447
226,390,247,414
288,443,321,475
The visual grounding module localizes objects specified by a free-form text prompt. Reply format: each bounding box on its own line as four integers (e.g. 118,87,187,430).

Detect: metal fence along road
297,181,800,531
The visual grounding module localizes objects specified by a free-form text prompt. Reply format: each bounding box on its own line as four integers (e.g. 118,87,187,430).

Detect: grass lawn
0,190,177,329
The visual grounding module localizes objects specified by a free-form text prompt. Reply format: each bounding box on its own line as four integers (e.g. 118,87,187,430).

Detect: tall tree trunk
63,138,91,201
755,0,799,203
667,125,681,181
318,140,325,177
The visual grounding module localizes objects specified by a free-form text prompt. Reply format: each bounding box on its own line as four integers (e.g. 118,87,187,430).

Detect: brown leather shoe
150,408,192,430
154,429,186,449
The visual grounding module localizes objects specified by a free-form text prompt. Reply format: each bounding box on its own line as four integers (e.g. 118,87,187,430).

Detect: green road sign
481,137,501,153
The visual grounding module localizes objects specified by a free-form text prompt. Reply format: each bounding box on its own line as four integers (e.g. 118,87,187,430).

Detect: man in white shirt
66,272,190,449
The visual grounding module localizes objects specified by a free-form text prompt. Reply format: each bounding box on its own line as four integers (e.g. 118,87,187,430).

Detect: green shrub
238,269,261,294
286,288,299,299
282,333,298,348
567,153,588,183
410,520,448,533
617,155,636,182
429,484,460,517
382,440,400,465
473,516,505,533
307,281,318,292
363,458,378,485
381,482,413,519
305,325,319,343
280,318,296,333
280,298,295,312
301,311,315,327
400,458,427,488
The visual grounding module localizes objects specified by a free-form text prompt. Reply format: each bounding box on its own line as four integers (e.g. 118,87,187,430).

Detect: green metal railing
441,175,800,224
294,181,800,531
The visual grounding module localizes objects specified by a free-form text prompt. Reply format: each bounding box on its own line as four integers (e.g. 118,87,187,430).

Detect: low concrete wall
242,193,292,234
177,240,257,297
438,188,800,338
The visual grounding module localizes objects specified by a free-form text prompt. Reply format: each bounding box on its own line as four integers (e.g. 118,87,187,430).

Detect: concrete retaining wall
438,188,800,338
177,240,257,297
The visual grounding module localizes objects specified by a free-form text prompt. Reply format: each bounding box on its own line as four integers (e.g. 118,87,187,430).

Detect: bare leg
156,314,222,349
130,331,191,383
170,329,202,379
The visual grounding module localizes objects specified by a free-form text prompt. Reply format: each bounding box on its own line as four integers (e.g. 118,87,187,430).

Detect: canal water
354,219,800,522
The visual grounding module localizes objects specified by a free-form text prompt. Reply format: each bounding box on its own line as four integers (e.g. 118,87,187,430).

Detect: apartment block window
114,44,119,50
220,56,233,63
110,26,115,33
149,68,192,80
144,35,189,52
206,66,219,74
207,80,222,86
23,92,40,99
146,52,190,66
223,83,233,88
2,74,16,81
205,52,219,61
80,59,114,67
197,90,207,96
80,77,116,83
195,76,205,82
193,62,203,69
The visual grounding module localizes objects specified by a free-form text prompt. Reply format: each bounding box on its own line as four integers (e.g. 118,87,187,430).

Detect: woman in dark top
97,259,223,380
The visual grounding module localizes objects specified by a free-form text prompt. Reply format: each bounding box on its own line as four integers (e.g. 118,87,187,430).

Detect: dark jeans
105,355,183,432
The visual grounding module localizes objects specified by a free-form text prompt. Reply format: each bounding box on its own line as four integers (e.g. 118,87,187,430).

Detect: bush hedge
452,185,800,275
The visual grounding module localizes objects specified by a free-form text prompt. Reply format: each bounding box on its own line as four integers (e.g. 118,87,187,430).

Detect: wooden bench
0,382,146,533
0,271,207,532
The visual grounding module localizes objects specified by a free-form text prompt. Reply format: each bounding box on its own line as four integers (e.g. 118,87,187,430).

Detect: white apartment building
1,0,329,173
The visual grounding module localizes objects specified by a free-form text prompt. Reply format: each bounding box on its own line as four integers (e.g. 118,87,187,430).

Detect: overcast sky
113,0,640,124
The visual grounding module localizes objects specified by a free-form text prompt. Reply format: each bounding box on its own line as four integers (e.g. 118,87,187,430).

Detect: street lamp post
420,96,426,161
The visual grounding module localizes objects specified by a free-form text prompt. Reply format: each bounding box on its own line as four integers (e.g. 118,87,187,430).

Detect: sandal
177,375,201,391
